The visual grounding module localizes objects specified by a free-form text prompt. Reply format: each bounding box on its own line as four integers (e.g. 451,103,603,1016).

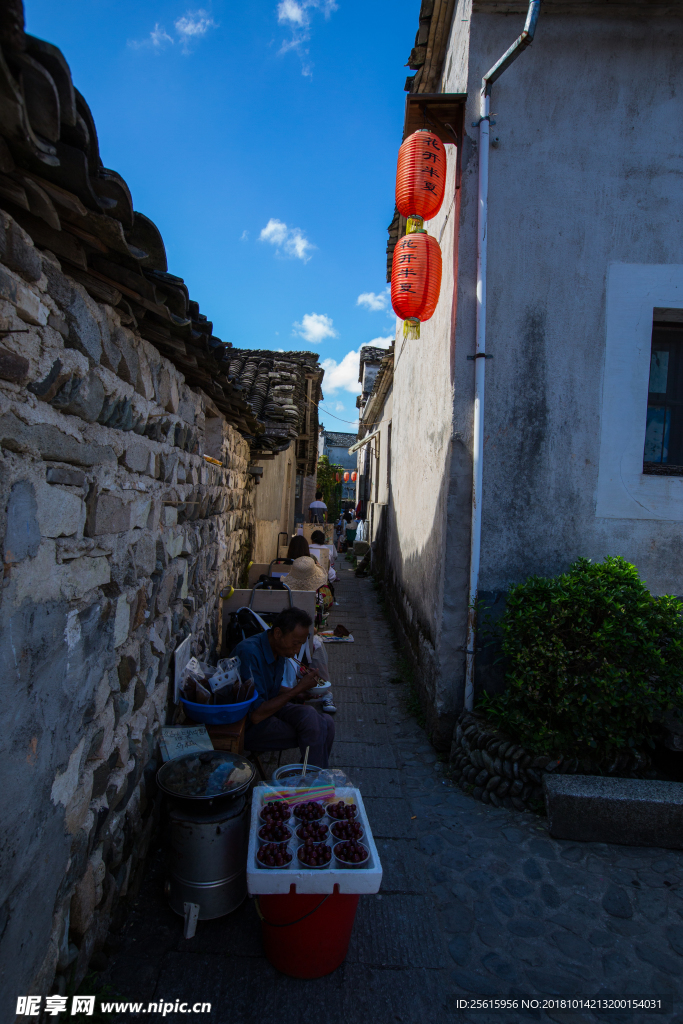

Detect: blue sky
25,0,417,429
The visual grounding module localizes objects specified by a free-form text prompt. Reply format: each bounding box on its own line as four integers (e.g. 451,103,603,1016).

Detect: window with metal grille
643,321,683,475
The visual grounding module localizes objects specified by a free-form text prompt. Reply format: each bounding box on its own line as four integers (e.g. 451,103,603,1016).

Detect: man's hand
294,668,319,697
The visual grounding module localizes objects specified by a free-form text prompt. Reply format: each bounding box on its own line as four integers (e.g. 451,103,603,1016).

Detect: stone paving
104,567,683,1024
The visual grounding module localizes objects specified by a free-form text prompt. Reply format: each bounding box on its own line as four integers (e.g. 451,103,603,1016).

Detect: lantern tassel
406,215,424,235
403,318,420,340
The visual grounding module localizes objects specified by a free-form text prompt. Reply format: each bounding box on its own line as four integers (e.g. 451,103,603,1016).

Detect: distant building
320,430,357,501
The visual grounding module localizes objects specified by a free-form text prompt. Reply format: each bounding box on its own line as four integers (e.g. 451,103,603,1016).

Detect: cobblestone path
105,568,683,1024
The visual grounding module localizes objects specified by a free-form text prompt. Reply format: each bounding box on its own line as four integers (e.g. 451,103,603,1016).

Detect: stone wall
0,210,253,1006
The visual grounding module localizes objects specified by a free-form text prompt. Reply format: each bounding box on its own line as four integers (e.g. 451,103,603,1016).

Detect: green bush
479,556,683,759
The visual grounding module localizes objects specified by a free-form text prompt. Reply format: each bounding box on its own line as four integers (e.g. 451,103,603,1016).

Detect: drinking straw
301,746,310,778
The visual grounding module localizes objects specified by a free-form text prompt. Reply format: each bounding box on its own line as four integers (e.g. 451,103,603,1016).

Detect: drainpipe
464,0,541,711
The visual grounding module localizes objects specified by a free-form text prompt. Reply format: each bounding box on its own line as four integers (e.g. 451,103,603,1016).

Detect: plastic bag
309,635,329,682
207,656,241,695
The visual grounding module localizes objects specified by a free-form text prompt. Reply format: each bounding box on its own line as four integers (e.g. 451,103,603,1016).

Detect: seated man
234,607,335,768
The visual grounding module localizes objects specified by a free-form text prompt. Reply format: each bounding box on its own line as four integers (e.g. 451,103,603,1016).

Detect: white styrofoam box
247,787,383,895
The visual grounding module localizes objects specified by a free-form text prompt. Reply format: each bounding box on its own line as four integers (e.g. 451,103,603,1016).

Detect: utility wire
318,405,360,426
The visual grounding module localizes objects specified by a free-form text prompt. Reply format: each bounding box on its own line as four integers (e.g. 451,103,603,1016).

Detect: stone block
113,594,130,648
28,358,73,403
46,466,86,487
64,770,94,836
51,737,86,809
61,555,110,600
48,311,68,337
0,212,42,282
354,541,370,555
0,267,48,324
155,567,177,615
121,441,151,475
64,289,102,363
4,479,40,562
163,505,177,528
56,370,105,424
130,497,152,531
35,479,84,538
117,654,138,690
0,412,116,466
0,344,29,383
544,775,683,850
133,532,156,576
86,492,132,536
115,328,139,388
130,586,148,631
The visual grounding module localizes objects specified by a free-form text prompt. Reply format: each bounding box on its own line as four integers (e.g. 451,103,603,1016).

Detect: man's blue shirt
233,631,284,710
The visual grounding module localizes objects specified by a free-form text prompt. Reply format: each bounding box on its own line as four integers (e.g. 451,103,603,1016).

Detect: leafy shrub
479,556,683,759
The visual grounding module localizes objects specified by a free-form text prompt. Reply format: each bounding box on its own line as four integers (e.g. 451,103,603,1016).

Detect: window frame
596,263,683,521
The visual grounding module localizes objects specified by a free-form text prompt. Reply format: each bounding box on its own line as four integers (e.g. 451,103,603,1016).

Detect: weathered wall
252,442,295,562
442,11,683,705
383,145,466,747
0,212,252,1005
460,15,683,585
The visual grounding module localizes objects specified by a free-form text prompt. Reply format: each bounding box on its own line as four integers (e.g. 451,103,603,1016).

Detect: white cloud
293,313,337,345
150,24,174,48
259,218,314,262
260,218,288,245
285,229,314,261
321,349,362,394
357,288,389,312
367,335,394,349
278,0,307,25
276,0,338,77
128,10,216,53
240,229,249,241
175,10,217,51
334,401,345,412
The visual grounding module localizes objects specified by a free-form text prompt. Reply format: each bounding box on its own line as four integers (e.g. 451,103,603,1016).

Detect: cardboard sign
173,634,192,704
159,725,213,762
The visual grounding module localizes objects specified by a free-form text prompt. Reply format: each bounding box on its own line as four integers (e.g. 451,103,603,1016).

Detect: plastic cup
296,822,329,844
258,824,293,846
333,841,370,869
296,843,332,869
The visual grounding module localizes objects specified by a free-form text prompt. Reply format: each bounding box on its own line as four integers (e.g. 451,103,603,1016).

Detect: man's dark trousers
244,703,334,768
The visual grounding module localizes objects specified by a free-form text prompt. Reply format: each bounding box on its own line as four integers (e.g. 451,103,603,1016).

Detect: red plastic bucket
257,884,359,978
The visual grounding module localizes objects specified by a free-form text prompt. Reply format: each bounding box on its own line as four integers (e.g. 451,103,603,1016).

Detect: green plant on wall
479,556,683,760
316,455,343,522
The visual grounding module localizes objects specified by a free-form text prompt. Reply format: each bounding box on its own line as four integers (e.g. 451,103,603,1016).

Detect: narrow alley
103,567,683,1024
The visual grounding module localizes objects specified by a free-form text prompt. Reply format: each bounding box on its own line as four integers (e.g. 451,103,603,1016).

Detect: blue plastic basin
180,693,258,725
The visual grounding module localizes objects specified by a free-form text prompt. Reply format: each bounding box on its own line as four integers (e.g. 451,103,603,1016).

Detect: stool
206,718,267,779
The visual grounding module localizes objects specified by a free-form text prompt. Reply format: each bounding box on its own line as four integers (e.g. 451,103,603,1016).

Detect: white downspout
464,0,541,711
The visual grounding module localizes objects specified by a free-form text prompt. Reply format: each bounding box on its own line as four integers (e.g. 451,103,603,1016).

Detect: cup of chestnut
257,842,293,868
293,800,325,823
297,841,332,868
333,840,370,868
258,822,293,846
330,820,364,842
296,821,329,844
325,800,358,822
259,800,292,826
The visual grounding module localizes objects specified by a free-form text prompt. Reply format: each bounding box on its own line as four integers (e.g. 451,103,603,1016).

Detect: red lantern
335,473,341,482
343,472,349,482
396,130,447,224
351,472,357,482
391,231,442,338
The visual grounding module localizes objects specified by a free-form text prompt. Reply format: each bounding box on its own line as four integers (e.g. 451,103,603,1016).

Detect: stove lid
157,750,255,800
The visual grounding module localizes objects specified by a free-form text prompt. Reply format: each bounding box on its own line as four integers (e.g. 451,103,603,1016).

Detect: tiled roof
324,431,357,448
358,346,390,382
226,349,323,472
0,11,325,454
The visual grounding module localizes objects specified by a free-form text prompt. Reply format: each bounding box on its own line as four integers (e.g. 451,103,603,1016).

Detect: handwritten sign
159,725,213,762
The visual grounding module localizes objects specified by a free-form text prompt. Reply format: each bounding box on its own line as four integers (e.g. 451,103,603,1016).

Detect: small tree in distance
316,456,343,522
